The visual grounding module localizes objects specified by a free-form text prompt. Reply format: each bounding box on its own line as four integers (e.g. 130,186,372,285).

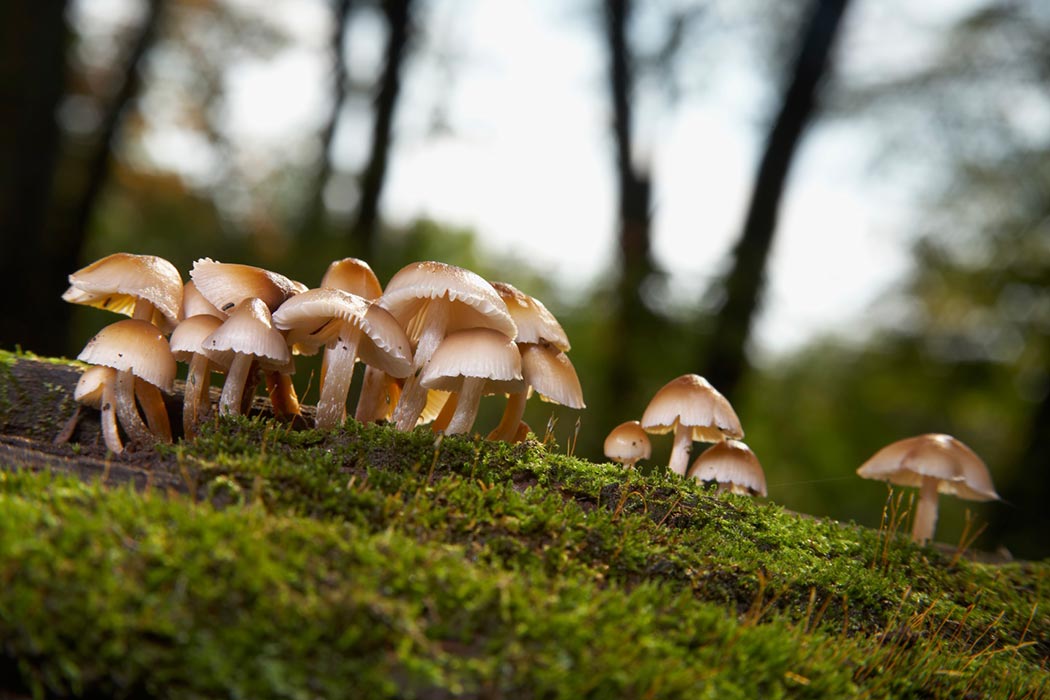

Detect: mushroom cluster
66,253,585,452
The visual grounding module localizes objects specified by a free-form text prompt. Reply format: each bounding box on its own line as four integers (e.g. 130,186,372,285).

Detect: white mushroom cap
490,281,570,351
604,420,651,465
189,258,302,314
689,440,767,497
63,253,183,332
201,298,291,372
77,319,177,392
74,366,117,408
379,261,517,342
170,314,226,365
321,257,383,299
856,433,1000,502
641,374,743,442
519,342,584,408
273,288,412,377
419,328,525,394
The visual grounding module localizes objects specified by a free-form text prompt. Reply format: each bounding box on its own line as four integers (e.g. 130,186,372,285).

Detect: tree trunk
350,0,412,260
703,0,851,401
0,0,70,355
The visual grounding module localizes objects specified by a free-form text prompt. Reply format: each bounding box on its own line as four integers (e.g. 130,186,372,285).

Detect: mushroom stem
266,371,300,420
668,421,693,476
355,366,390,422
315,328,361,430
115,369,154,447
444,378,485,435
100,379,124,454
488,391,528,442
220,354,253,416
183,354,213,438
912,475,941,544
134,379,172,443
132,299,157,322
431,392,458,433
392,301,450,431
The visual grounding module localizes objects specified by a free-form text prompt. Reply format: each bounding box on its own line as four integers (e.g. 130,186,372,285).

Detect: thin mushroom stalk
444,378,486,435
393,301,449,431
134,379,172,443
183,354,213,438
489,391,528,442
315,328,362,429
115,369,155,448
99,380,123,453
912,476,940,544
220,355,255,416
668,421,693,476
355,366,391,422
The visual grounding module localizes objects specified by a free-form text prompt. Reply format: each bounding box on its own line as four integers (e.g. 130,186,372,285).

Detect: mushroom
169,314,226,438
77,319,177,450
487,281,580,442
418,327,525,435
201,298,292,416
688,440,767,496
180,280,224,320
63,252,183,332
272,288,413,430
67,366,120,451
856,433,1000,544
640,374,743,476
604,420,651,468
378,261,516,431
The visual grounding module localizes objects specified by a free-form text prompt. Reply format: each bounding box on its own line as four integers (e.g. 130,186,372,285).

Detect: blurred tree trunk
605,0,661,405
350,0,413,260
703,0,851,400
302,0,354,239
0,1,70,355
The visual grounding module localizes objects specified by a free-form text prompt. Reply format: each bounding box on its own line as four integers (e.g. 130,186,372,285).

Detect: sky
77,0,974,358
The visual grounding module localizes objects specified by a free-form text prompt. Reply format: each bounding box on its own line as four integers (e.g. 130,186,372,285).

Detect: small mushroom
418,328,525,435
378,261,516,431
169,314,226,438
66,366,120,451
487,342,584,443
688,440,767,496
77,319,177,450
272,288,412,430
641,374,743,476
604,420,651,468
201,298,291,417
856,433,1000,544
63,253,183,332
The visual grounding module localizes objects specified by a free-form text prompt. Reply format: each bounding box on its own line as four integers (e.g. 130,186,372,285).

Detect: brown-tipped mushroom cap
77,319,177,392
856,433,999,502
321,257,383,299
74,366,117,408
181,281,224,320
490,281,570,351
202,298,290,371
190,258,302,314
63,253,183,332
689,440,767,497
519,343,584,408
604,420,651,467
170,314,226,365
420,328,525,394
641,374,743,441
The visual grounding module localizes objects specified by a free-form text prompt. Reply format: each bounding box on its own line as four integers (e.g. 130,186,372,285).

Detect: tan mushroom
272,288,413,430
418,328,525,435
77,319,177,450
201,298,291,417
169,314,226,438
63,253,183,332
69,366,120,452
856,433,1000,544
604,420,651,468
688,440,767,496
378,261,516,430
640,374,743,476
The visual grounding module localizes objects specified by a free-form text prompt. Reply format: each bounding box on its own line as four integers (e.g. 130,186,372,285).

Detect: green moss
0,383,1046,697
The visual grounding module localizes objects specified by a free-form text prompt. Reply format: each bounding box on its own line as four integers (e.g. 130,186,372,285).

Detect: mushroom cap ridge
856,433,1000,502
641,373,743,442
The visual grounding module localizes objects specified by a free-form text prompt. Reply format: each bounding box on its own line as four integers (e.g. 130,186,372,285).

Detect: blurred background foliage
2,0,1049,558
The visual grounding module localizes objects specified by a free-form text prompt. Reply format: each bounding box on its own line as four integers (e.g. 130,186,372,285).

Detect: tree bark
350,0,413,259
703,0,851,401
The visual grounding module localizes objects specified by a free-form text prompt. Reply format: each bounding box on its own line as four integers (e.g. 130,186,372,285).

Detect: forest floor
0,349,1047,699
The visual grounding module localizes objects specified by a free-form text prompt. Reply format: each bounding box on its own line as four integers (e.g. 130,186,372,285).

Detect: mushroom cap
181,281,224,320
77,319,177,392
272,288,413,377
169,314,226,365
604,420,652,464
321,257,383,300
856,433,1000,502
688,440,767,497
490,281,570,351
519,342,585,408
378,261,517,342
201,298,291,371
74,366,117,408
419,327,525,394
189,258,302,314
63,253,183,332
641,374,743,442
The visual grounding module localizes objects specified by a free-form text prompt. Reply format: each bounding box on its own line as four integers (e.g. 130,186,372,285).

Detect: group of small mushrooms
66,253,584,454
65,252,1000,545
601,375,1000,544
